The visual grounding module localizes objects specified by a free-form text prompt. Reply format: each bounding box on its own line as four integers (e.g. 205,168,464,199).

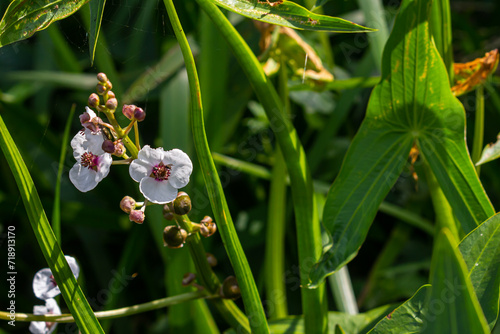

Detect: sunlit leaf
88,0,106,65
459,213,500,329
452,49,499,96
210,0,375,32
0,0,90,48
476,133,500,166
309,0,495,287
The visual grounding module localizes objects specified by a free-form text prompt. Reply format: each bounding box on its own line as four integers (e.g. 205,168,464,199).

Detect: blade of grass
89,0,106,66
472,85,485,174
0,114,104,334
161,0,268,332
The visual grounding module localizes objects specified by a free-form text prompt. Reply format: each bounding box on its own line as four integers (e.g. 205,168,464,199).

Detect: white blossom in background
69,128,112,192
129,146,193,204
29,298,61,334
33,256,80,300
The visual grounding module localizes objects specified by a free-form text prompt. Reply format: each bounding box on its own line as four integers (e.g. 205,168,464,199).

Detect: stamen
80,152,99,171
150,162,171,181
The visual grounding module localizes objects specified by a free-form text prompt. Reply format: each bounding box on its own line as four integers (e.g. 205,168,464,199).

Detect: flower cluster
29,256,79,334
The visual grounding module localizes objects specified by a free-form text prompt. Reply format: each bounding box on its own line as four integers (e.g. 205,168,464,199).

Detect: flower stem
0,291,207,323
161,0,269,332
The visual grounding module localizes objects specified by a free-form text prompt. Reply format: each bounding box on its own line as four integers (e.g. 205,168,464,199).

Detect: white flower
29,298,61,334
129,146,193,204
33,256,80,300
79,107,101,134
69,128,112,192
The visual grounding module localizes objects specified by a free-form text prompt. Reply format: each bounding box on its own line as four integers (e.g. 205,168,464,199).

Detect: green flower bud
162,202,175,220
173,192,191,215
163,226,187,248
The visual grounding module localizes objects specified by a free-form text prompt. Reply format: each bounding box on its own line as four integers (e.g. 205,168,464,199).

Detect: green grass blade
459,213,500,329
0,0,89,47
88,0,106,66
51,104,76,242
430,0,453,82
0,115,104,334
162,0,268,332
211,0,375,32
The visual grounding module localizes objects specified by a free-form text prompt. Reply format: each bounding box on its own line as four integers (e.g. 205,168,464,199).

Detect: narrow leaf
0,0,89,47
210,0,375,32
88,0,106,65
476,133,500,166
0,115,104,333
459,213,500,329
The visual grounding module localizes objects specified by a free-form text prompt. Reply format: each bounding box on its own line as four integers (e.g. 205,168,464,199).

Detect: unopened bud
134,107,146,122
105,80,113,90
122,104,136,120
114,141,125,156
96,83,106,95
102,139,115,153
105,98,118,110
129,209,145,224
97,72,108,83
182,273,196,286
173,192,191,215
163,226,188,248
163,203,175,220
107,91,116,99
120,196,136,213
220,276,240,300
200,216,217,238
206,253,217,267
88,93,99,108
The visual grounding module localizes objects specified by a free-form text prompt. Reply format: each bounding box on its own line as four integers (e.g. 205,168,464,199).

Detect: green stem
328,267,358,314
472,85,485,175
196,2,327,333
174,215,251,333
0,291,207,322
161,1,267,332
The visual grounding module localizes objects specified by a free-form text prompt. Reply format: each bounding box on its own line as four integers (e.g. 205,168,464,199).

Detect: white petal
70,131,86,159
139,177,178,204
33,269,59,300
29,320,48,334
84,129,105,155
138,145,165,163
167,149,193,189
45,298,61,315
30,299,60,334
64,256,80,279
85,106,97,120
96,154,112,182
129,159,151,183
69,164,99,192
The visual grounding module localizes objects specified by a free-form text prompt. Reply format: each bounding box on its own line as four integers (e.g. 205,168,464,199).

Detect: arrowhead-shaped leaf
0,0,89,48
459,213,500,329
309,0,494,287
210,0,375,32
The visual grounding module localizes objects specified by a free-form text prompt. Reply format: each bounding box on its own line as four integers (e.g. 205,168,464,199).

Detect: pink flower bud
129,209,145,224
102,140,115,153
88,93,99,108
134,107,146,122
105,98,118,110
122,104,136,120
120,196,136,213
97,73,108,83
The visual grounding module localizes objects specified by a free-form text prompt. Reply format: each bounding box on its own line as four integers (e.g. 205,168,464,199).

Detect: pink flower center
49,274,57,286
150,162,171,181
80,152,99,171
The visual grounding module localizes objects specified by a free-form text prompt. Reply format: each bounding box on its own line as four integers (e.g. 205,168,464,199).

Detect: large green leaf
0,0,89,47
309,0,495,287
369,229,490,333
0,115,104,333
88,0,106,65
210,0,375,32
459,213,500,329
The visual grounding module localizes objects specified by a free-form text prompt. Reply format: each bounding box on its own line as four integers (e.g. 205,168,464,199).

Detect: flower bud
162,203,175,220
219,276,240,300
107,91,116,99
122,104,136,120
105,98,118,110
134,107,146,122
200,216,217,238
114,141,125,157
105,80,113,90
88,93,100,108
206,253,217,267
163,226,187,248
182,273,196,286
102,139,115,153
129,209,145,224
120,196,136,213
97,72,108,83
173,192,191,215
96,83,106,95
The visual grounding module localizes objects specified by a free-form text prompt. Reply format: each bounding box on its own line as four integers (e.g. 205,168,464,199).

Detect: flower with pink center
33,256,80,300
69,129,112,192
129,146,192,204
29,298,61,334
